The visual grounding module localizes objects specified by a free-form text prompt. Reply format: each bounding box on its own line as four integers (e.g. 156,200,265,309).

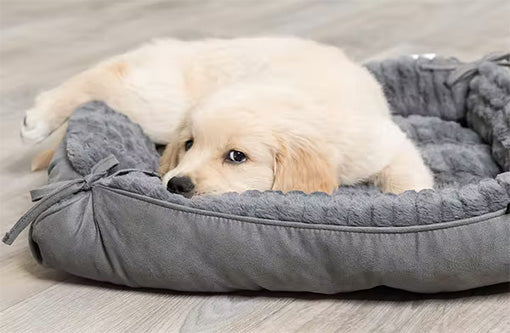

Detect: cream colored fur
22,37,433,194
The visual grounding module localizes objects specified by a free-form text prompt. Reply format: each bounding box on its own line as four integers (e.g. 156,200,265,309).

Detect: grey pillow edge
98,184,509,234
29,185,510,293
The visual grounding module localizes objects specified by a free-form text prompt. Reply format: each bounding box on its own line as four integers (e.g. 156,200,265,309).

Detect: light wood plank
1,282,508,332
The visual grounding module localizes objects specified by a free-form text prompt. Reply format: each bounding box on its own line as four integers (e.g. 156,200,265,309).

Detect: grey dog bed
4,54,510,294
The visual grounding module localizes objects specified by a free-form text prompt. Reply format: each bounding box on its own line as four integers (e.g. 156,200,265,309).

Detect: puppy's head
159,85,338,196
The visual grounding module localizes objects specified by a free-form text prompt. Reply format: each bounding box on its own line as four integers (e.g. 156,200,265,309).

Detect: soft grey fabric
65,101,159,175
5,54,510,293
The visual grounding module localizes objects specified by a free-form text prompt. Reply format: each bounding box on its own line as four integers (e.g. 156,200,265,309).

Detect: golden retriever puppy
21,37,433,195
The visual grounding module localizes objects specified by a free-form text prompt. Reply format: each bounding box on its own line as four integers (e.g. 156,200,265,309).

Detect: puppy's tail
30,122,66,171
31,149,55,171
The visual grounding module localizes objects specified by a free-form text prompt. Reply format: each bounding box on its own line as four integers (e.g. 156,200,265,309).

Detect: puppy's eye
184,139,193,151
226,150,247,164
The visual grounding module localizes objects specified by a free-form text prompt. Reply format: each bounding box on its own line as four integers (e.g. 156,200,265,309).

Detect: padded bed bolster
31,185,510,293
366,56,469,120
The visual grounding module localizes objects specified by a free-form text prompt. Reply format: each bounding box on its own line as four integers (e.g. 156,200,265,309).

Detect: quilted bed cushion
5,55,510,293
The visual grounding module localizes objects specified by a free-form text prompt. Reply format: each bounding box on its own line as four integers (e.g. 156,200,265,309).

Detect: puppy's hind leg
373,138,434,194
21,59,128,143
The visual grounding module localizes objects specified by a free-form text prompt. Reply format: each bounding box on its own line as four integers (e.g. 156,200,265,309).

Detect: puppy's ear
272,139,338,194
159,141,180,175
159,118,189,175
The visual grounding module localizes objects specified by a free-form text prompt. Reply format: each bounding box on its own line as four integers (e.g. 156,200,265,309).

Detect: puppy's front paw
20,108,53,143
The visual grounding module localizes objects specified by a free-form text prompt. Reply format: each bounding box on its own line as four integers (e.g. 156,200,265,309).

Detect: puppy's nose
167,176,195,195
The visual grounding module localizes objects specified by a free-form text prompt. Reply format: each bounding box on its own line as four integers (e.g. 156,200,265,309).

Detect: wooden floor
1,1,509,332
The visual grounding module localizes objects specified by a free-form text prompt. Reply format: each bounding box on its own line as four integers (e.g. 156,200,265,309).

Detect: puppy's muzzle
167,176,195,197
